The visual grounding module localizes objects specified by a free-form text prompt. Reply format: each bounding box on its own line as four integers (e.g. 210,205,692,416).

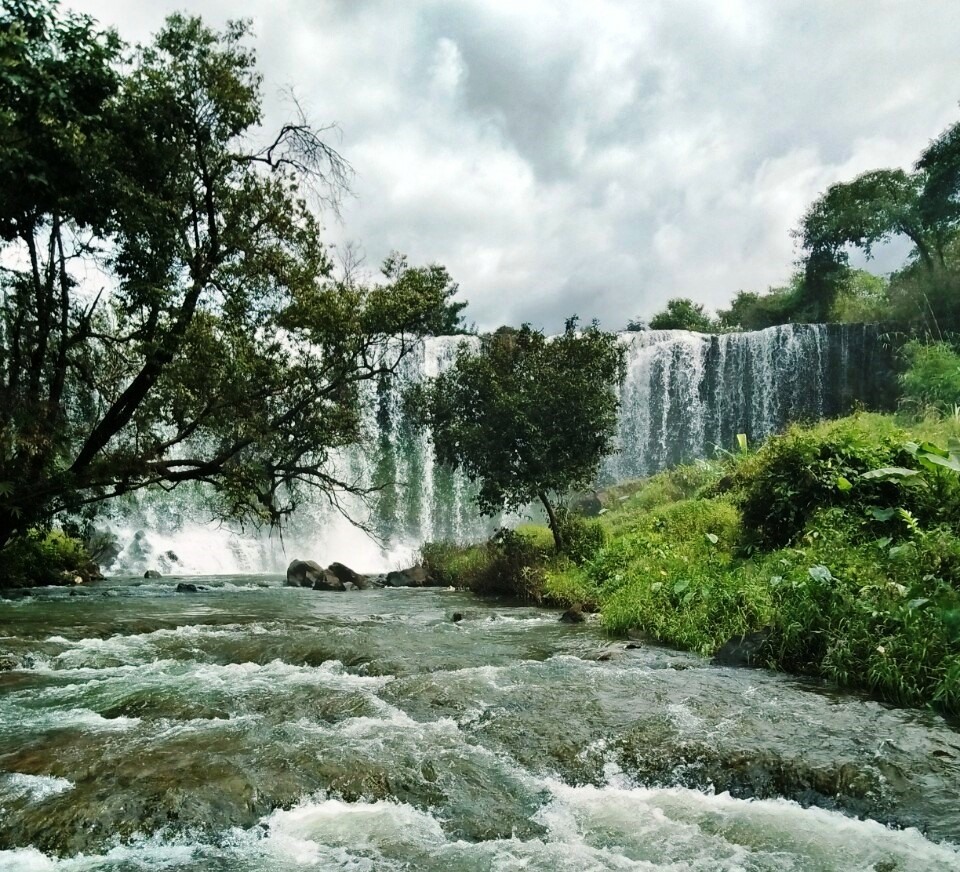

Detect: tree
0,4,456,548
380,251,470,335
648,297,714,332
414,319,626,551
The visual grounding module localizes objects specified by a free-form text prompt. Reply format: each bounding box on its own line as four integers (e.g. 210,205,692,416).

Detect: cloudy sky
67,0,960,332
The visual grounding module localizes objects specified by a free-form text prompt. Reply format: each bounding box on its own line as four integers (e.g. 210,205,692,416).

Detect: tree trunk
538,491,563,552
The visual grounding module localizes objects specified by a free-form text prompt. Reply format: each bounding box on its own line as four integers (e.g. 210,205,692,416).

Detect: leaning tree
0,3,459,547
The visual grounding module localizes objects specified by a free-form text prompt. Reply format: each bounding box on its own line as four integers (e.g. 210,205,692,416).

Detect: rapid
1,576,958,871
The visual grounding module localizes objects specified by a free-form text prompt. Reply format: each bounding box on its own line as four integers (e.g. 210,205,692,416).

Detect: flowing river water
1,576,959,871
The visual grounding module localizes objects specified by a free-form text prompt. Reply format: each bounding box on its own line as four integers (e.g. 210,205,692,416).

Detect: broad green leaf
836,475,853,491
919,452,960,473
860,467,921,480
672,578,690,595
869,506,896,521
907,597,930,611
705,532,719,545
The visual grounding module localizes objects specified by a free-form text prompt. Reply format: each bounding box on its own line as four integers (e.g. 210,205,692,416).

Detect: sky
66,0,960,332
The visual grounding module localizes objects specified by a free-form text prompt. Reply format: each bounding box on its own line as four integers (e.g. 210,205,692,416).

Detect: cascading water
606,323,893,479
98,324,894,575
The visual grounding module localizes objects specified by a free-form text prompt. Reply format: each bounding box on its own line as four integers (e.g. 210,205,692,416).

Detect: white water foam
2,780,957,871
0,773,74,803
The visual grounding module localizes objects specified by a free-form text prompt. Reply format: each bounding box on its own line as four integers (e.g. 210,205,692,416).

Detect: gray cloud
67,0,960,331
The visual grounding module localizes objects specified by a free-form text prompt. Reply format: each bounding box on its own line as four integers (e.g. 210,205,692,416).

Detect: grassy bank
420,412,960,716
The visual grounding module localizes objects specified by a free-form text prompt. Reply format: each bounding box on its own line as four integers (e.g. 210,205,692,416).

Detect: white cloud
65,0,960,330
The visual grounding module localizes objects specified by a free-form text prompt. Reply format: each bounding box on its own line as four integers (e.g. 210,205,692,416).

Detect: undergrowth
420,411,960,716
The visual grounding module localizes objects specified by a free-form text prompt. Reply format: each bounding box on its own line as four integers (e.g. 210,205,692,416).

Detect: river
1,576,958,871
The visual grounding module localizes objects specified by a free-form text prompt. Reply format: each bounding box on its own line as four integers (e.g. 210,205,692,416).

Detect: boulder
386,565,432,587
559,604,585,624
313,569,347,592
451,612,464,623
143,570,162,579
327,562,371,590
713,629,771,668
286,559,343,590
176,582,201,593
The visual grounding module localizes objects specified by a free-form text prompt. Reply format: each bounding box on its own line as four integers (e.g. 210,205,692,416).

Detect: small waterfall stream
98,324,894,575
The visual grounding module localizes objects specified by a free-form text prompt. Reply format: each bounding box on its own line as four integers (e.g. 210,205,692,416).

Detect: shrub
899,340,960,417
734,417,909,548
0,529,92,588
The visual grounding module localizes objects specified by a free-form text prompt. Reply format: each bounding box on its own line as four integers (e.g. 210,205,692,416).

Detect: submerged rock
175,582,202,593
713,630,771,668
143,569,162,579
559,605,585,624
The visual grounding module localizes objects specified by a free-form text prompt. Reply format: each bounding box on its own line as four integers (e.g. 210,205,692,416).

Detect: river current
1,576,959,871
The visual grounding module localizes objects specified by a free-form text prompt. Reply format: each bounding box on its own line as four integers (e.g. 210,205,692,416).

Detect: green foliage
0,4,460,548
0,528,90,587
648,297,714,332
419,526,554,602
899,340,960,416
415,318,626,551
757,515,960,709
717,285,802,331
733,417,913,548
554,509,606,564
379,252,470,335
592,498,760,652
828,270,890,323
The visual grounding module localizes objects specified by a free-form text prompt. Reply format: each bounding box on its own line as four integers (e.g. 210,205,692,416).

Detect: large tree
0,3,458,547
414,319,626,551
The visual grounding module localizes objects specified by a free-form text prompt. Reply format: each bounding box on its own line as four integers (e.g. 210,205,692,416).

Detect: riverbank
421,412,960,718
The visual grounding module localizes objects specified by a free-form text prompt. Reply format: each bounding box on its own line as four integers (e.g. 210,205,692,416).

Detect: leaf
875,536,893,548
918,452,960,473
705,532,719,545
860,467,921,480
919,440,949,458
907,597,930,611
736,433,748,453
836,475,853,491
869,506,897,521
808,564,833,583
672,578,690,595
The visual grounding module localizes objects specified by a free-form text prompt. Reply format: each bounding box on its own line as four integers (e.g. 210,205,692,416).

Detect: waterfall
606,323,893,479
97,324,894,575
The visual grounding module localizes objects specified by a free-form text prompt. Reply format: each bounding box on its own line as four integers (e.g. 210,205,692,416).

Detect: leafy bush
0,529,92,588
419,527,554,601
734,417,910,548
899,340,960,417
555,510,606,564
758,514,960,709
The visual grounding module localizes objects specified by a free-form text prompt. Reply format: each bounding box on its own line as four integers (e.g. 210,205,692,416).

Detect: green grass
421,410,960,716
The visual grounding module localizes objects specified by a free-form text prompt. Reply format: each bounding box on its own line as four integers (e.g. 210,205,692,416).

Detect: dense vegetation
0,2,463,582
420,345,960,716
